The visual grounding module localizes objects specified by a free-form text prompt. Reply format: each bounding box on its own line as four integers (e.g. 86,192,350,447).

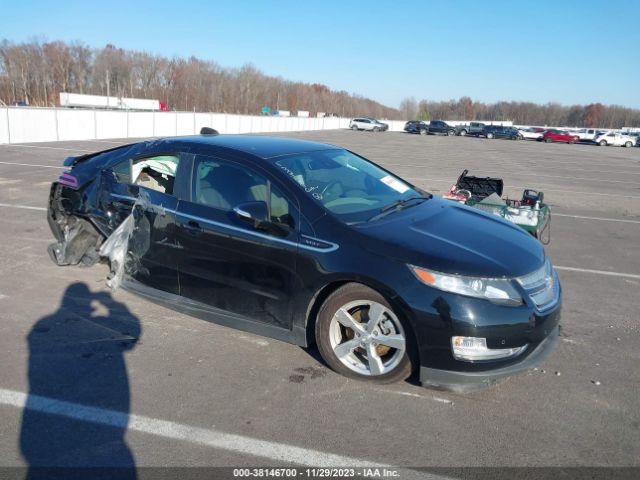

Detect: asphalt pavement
0,131,638,477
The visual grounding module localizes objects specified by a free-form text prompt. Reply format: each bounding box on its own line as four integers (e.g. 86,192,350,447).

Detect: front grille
517,259,560,311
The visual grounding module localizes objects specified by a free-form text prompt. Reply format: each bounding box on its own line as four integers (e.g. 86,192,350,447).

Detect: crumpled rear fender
47,183,104,267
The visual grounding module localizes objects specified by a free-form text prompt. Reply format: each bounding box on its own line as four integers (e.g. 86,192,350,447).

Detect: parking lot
0,131,639,474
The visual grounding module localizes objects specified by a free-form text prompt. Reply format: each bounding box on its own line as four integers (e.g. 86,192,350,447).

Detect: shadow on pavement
20,282,141,479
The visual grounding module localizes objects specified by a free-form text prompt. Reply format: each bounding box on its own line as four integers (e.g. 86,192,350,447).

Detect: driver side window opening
194,159,293,227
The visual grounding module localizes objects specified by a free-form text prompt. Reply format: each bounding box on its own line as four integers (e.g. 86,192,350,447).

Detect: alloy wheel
328,300,406,376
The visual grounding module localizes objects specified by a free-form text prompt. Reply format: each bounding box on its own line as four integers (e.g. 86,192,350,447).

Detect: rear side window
111,154,180,195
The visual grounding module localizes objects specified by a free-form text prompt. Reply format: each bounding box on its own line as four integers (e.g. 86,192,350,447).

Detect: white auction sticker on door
380,175,410,193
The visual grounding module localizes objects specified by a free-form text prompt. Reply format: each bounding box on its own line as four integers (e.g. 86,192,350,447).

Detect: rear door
175,154,300,329
99,153,185,294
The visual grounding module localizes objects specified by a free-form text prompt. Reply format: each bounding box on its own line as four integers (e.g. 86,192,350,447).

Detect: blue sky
3,0,639,109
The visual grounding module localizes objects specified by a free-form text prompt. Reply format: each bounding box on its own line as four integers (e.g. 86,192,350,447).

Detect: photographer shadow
20,282,141,479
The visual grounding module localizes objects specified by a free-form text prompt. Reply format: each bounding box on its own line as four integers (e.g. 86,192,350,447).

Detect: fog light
451,336,527,362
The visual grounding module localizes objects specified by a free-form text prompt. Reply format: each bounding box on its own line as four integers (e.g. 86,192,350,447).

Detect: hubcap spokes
330,301,406,376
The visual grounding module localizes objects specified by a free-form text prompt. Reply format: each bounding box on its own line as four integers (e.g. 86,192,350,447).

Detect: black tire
315,283,413,384
458,130,467,136
599,140,607,146
447,129,455,136
486,133,494,139
419,128,427,135
373,126,380,132
545,137,552,143
568,139,575,144
625,141,632,148
351,125,358,131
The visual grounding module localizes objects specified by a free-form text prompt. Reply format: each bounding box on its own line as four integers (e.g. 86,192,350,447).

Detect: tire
568,139,575,144
315,283,413,384
486,133,494,139
599,140,607,146
447,129,455,136
458,130,467,136
545,137,552,143
351,125,358,131
625,141,632,148
419,129,427,135
373,127,380,132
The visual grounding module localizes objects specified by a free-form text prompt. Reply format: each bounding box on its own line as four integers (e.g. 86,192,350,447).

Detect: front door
175,154,299,330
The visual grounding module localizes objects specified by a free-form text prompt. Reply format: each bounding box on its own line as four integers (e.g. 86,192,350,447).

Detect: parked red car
541,129,580,144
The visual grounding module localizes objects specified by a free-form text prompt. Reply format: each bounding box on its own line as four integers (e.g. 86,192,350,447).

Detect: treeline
2,39,639,128
0,39,399,118
400,96,640,129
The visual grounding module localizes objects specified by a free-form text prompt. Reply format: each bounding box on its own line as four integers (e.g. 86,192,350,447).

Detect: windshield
275,149,423,223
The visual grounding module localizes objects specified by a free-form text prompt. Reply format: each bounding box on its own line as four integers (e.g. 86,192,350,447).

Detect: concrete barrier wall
0,106,520,145
0,106,416,144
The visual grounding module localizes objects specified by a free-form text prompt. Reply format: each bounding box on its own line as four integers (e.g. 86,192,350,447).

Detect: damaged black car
47,134,561,391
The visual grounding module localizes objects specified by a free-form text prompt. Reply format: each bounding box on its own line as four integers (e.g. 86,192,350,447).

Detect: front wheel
545,137,552,143
351,125,358,131
315,284,412,383
625,141,633,148
373,127,380,132
486,133,494,139
599,140,607,146
447,129,455,136
419,128,427,135
458,130,467,136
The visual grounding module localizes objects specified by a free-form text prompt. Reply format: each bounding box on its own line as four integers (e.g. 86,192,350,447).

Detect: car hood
353,197,545,278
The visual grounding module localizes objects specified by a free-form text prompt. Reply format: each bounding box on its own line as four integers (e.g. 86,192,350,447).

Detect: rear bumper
420,325,559,392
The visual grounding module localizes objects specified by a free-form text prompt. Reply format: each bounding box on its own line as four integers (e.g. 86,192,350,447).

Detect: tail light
58,172,79,188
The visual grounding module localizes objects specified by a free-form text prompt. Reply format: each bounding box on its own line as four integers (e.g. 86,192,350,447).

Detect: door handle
184,220,203,234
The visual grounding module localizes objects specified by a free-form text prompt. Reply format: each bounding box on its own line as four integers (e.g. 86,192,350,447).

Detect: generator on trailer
443,170,551,243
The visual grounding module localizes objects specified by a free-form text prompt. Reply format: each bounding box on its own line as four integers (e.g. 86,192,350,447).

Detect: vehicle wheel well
304,280,420,374
305,281,350,346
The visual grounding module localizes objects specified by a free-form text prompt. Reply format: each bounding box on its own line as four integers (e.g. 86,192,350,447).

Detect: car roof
162,134,340,160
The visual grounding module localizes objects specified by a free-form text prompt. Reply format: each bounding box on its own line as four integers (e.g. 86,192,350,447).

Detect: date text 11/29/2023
232,468,401,477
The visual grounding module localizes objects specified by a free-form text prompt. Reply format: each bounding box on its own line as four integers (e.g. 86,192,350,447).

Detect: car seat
198,165,255,210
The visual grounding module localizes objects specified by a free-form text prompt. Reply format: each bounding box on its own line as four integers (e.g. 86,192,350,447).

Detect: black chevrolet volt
48,134,561,391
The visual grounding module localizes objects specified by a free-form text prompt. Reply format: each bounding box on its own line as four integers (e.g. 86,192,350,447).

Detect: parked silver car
349,117,389,132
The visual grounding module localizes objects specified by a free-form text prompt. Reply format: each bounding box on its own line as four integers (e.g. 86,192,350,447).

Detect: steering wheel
320,180,342,198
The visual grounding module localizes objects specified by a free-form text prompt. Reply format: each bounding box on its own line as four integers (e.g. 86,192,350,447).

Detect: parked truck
572,128,603,142
59,92,169,111
455,122,486,137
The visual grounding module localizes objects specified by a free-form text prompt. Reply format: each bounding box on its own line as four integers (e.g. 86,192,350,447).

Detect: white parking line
555,266,640,280
0,388,409,470
0,161,65,169
0,144,92,152
0,203,46,211
553,213,640,224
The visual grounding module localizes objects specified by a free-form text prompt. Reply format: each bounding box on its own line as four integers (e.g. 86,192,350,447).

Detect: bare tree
399,97,417,119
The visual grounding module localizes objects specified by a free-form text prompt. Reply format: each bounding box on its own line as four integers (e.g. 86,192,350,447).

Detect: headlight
409,265,523,306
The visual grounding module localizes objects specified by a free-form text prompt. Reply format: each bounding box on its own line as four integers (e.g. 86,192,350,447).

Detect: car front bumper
419,325,560,392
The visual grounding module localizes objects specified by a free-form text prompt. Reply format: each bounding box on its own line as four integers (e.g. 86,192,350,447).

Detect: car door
175,154,300,330
98,153,184,294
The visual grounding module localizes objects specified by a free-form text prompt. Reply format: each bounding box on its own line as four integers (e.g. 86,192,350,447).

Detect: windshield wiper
368,194,432,222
